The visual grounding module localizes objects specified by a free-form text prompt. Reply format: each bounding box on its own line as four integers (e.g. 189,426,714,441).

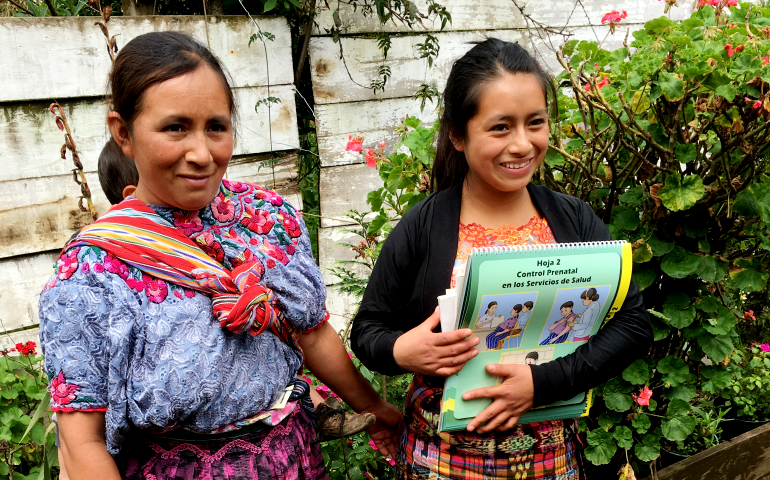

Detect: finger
435,363,466,377
485,363,517,377
434,328,474,346
463,384,504,401
466,401,505,432
477,410,516,434
496,416,520,432
421,307,441,331
437,336,480,357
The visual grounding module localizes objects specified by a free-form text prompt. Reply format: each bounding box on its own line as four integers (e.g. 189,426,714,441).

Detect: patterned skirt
117,407,327,480
397,375,583,480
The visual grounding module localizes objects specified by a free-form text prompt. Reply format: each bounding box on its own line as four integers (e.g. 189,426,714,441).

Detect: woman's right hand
393,307,480,376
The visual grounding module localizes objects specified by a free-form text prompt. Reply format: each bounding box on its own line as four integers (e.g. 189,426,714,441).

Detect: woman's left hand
365,400,403,458
462,363,534,433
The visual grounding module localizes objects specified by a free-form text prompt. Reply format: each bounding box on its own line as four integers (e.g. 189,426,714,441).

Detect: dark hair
108,31,237,132
513,304,523,313
98,138,139,205
580,288,600,302
431,38,557,191
487,301,498,311
523,301,534,309
561,301,574,309
525,351,539,360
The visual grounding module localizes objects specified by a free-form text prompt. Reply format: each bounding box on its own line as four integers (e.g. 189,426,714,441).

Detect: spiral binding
472,240,627,255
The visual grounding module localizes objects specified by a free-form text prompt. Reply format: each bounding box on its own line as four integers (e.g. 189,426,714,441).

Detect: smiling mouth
500,159,532,169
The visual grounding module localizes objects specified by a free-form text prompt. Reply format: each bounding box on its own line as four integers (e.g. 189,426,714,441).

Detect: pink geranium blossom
601,10,627,33
346,135,363,152
760,344,770,352
51,371,80,405
633,386,653,406
744,310,756,320
365,148,377,168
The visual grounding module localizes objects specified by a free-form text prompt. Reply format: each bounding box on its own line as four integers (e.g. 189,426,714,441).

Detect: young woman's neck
460,176,540,229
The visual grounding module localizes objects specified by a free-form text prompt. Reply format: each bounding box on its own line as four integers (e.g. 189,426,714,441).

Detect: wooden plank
319,163,383,228
0,84,298,183
0,252,59,332
642,422,770,480
0,328,42,352
0,150,299,259
318,225,371,285
309,30,529,104
311,0,697,35
325,286,358,334
0,15,293,102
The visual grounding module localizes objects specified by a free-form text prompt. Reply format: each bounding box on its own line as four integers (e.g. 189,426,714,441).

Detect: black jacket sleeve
350,204,423,376
528,200,653,407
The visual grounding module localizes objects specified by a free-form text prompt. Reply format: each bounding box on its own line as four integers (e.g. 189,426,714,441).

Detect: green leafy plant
0,342,58,480
721,342,770,420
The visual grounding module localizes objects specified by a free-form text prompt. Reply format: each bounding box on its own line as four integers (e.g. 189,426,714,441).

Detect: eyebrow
491,109,549,122
159,115,231,125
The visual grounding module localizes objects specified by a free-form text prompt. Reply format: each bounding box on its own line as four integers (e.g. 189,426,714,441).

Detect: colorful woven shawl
63,199,300,348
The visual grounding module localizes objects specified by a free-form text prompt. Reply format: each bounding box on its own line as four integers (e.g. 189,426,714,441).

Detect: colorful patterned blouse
38,180,328,454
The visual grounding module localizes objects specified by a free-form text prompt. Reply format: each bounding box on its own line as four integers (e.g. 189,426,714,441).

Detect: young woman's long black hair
431,38,557,192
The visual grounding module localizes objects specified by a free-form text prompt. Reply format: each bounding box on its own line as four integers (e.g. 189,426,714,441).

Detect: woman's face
488,304,498,315
117,65,233,211
454,72,549,195
583,297,592,305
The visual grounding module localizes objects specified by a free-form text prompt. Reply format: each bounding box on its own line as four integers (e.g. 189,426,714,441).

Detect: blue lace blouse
38,180,327,454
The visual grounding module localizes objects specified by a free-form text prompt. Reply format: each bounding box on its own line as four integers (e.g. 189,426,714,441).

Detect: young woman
39,32,400,480
351,39,652,479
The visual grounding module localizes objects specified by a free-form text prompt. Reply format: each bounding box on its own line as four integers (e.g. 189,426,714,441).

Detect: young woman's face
120,65,233,211
583,297,592,305
488,304,498,315
561,306,572,316
455,72,549,195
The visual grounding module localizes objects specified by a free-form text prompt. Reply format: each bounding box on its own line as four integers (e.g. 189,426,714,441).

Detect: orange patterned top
451,216,555,288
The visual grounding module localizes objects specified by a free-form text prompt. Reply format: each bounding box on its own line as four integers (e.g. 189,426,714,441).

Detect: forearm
57,412,121,480
301,322,384,413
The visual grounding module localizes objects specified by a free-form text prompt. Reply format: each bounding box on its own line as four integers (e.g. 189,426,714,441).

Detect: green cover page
440,241,632,432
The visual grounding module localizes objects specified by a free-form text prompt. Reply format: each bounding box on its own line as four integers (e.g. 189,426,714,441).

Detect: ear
448,128,465,153
107,111,135,159
122,185,137,199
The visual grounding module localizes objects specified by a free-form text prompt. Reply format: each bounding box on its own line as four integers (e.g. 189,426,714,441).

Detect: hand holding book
462,363,535,433
393,307,479,377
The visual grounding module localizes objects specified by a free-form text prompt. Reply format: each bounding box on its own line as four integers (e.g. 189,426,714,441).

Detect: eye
491,124,508,132
209,123,228,132
530,118,546,126
165,124,184,132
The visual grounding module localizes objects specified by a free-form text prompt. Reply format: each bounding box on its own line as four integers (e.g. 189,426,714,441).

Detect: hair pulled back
581,288,600,302
431,38,556,192
108,31,237,131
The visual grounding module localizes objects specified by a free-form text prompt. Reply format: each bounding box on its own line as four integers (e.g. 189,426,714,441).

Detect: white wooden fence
308,0,698,323
0,15,299,349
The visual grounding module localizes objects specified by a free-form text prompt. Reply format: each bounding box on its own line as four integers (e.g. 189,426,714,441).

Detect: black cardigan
350,182,653,407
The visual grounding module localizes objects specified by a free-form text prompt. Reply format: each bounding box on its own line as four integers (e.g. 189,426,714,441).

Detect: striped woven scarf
63,199,300,348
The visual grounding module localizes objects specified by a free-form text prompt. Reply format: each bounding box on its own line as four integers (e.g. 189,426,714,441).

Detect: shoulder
220,179,299,217
528,184,609,242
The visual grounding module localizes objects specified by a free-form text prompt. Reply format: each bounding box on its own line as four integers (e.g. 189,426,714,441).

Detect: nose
507,126,531,156
184,130,213,167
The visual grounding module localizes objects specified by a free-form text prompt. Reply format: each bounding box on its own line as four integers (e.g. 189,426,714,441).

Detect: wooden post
642,423,770,480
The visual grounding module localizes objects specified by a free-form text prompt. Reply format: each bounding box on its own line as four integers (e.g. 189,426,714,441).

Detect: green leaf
605,391,634,412
645,16,673,34
368,211,388,236
730,267,769,292
733,189,760,217
366,189,384,211
612,206,641,231
664,291,690,309
664,384,697,401
649,313,672,341
598,411,622,429
695,295,721,313
697,256,729,283
715,83,738,101
657,173,705,212
632,413,652,434
585,429,617,465
657,356,691,386
613,425,634,450
658,72,685,101
662,415,696,441
19,392,49,444
647,234,675,256
661,246,700,278
662,304,696,329
634,433,661,462
545,147,565,167
263,0,277,12
632,243,653,263
703,307,736,336
622,359,650,385
674,143,697,163
702,366,731,394
698,333,734,363
632,263,657,291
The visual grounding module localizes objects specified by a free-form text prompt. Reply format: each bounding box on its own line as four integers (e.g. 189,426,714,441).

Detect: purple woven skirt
117,407,327,480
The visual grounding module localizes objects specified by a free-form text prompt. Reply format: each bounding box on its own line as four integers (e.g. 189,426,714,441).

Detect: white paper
438,292,457,333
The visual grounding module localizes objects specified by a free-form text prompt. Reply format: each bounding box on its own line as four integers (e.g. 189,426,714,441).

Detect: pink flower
379,140,386,149
103,254,129,279
369,440,378,450
144,276,168,303
761,344,770,352
762,56,768,66
365,148,377,168
585,76,610,91
50,371,80,405
753,100,762,109
633,386,653,406
93,263,105,273
255,188,284,207
222,179,249,193
81,263,90,274
278,213,302,238
211,194,236,222
601,10,627,33
173,211,204,236
387,458,395,466
348,352,354,359
346,135,363,152
185,289,196,298
240,206,275,234
727,0,738,5
15,341,36,356
744,310,757,320
725,43,735,57
174,291,184,300
257,238,290,266
57,249,79,280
